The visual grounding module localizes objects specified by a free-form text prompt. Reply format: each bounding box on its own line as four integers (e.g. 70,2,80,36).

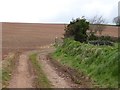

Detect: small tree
64,17,89,43
113,16,120,26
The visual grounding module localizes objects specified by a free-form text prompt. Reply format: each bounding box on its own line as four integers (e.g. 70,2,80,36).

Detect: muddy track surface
8,52,35,88
39,53,73,88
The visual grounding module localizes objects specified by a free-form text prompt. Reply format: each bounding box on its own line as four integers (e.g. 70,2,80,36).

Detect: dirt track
40,54,71,88
8,47,75,88
38,48,75,88
8,52,34,88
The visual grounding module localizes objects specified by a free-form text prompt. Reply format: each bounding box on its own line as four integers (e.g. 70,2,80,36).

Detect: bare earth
40,55,70,88
38,48,73,88
8,52,34,88
2,22,64,56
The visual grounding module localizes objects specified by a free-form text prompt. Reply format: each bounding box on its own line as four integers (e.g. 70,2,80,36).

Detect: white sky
0,0,119,24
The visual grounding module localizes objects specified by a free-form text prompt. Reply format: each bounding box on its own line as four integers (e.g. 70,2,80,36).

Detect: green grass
29,53,51,88
2,53,17,88
52,38,119,88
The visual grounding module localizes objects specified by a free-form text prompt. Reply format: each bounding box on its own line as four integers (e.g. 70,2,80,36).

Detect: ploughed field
2,22,119,57
95,25,119,37
2,22,65,56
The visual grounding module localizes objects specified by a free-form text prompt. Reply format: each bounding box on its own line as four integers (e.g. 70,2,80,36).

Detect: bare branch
89,15,106,36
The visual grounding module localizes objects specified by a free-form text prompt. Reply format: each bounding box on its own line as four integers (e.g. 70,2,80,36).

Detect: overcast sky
0,0,119,24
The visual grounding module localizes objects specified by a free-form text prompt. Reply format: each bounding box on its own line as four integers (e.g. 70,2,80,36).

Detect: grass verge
29,53,51,88
2,52,19,88
52,38,118,88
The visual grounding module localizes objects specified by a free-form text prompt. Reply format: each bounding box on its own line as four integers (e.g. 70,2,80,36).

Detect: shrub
64,17,89,43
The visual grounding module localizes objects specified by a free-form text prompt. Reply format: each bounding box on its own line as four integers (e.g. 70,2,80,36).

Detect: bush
64,17,89,43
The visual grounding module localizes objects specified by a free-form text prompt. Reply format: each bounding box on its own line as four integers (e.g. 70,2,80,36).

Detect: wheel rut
8,53,34,88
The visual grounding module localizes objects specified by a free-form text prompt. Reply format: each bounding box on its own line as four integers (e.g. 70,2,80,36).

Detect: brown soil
2,22,64,57
95,25,119,37
39,54,71,88
46,54,94,88
8,52,35,88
